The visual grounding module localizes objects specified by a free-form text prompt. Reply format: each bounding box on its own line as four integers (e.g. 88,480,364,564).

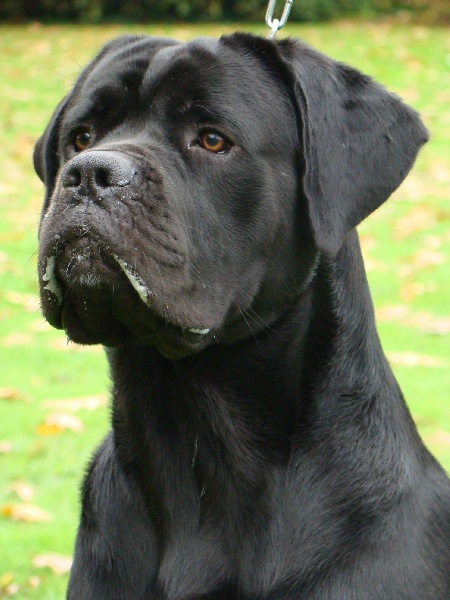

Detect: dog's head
34,33,427,358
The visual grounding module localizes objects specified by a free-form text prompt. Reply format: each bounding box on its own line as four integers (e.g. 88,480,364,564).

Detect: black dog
34,33,450,599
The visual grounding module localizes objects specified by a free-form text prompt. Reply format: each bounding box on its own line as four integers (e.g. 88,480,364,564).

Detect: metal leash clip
266,0,294,39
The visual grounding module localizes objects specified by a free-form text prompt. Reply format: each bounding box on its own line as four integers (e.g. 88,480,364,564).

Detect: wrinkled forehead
69,36,293,139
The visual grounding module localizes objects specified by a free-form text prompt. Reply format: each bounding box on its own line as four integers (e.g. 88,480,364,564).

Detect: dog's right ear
276,39,429,255
33,96,69,214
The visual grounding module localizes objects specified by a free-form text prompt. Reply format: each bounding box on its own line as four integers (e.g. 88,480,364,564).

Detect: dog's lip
113,254,211,336
40,250,213,342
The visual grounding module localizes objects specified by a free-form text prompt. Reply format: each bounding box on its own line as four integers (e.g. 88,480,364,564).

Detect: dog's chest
154,475,297,599
156,534,284,600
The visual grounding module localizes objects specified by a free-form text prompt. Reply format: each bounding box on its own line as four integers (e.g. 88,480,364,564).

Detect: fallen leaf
38,412,84,434
410,282,438,296
362,257,387,273
376,305,450,335
27,576,41,589
32,553,72,575
430,161,450,183
359,234,377,251
405,313,450,335
412,248,445,269
394,205,437,239
387,352,449,368
3,290,40,312
0,442,13,454
4,583,19,596
424,431,450,447
400,281,439,303
29,440,45,456
2,333,34,346
399,282,417,303
0,388,21,401
36,423,62,437
30,319,52,332
423,234,443,249
376,305,410,321
0,573,14,588
0,572,19,596
50,338,102,353
43,395,107,413
1,503,50,522
0,251,14,276
10,482,35,503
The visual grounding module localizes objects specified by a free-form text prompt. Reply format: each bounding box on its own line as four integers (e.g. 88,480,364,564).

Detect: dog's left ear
34,96,69,220
277,40,429,255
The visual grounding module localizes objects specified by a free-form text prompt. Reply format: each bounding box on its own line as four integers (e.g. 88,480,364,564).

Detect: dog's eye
198,132,228,154
73,130,91,152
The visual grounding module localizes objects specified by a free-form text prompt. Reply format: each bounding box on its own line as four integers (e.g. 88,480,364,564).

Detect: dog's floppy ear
277,40,429,255
33,96,69,216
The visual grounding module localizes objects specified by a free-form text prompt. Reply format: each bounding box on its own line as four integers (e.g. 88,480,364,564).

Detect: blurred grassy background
0,21,449,597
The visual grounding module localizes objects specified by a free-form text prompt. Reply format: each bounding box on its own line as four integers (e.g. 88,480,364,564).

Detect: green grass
0,21,449,597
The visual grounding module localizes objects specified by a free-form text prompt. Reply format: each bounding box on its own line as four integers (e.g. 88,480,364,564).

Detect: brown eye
199,132,228,153
74,130,91,151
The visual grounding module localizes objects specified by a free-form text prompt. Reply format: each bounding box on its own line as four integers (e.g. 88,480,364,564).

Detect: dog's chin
59,302,214,360
39,246,214,360
44,289,215,360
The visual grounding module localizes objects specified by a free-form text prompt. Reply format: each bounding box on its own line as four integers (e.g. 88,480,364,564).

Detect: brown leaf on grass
32,553,72,575
394,205,437,239
411,248,445,269
2,332,34,346
0,251,12,276
362,257,387,273
398,280,439,303
424,431,450,448
10,482,35,503
376,305,410,321
0,231,24,244
29,319,52,332
3,290,40,312
399,282,417,303
0,388,21,401
37,412,84,435
359,234,377,252
44,395,107,413
0,441,13,454
1,584,19,596
1,503,50,522
36,423,62,437
405,313,450,335
376,306,450,335
0,573,14,588
27,576,41,589
49,338,102,353
430,161,450,183
387,352,449,368
0,572,19,596
423,234,443,249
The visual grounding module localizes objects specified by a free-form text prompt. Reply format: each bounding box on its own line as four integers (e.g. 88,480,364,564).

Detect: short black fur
33,33,450,599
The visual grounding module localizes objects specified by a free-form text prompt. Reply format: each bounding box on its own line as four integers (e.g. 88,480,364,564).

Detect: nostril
62,167,82,188
95,167,110,188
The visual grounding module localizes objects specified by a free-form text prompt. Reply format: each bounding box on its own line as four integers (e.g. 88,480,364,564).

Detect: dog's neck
107,232,417,531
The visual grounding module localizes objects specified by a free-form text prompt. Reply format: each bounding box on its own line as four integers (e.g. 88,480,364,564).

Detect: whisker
239,308,258,345
64,49,83,70
37,63,75,83
244,307,287,340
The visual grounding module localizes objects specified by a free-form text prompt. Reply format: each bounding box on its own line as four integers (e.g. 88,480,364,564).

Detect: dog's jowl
34,34,450,599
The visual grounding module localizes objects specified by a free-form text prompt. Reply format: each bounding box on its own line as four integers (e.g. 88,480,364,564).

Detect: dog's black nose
61,151,135,194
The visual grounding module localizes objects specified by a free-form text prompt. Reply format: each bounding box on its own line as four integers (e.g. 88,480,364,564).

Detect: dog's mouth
39,239,214,359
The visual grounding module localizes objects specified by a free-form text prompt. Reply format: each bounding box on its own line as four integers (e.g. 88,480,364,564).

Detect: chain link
265,0,294,39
